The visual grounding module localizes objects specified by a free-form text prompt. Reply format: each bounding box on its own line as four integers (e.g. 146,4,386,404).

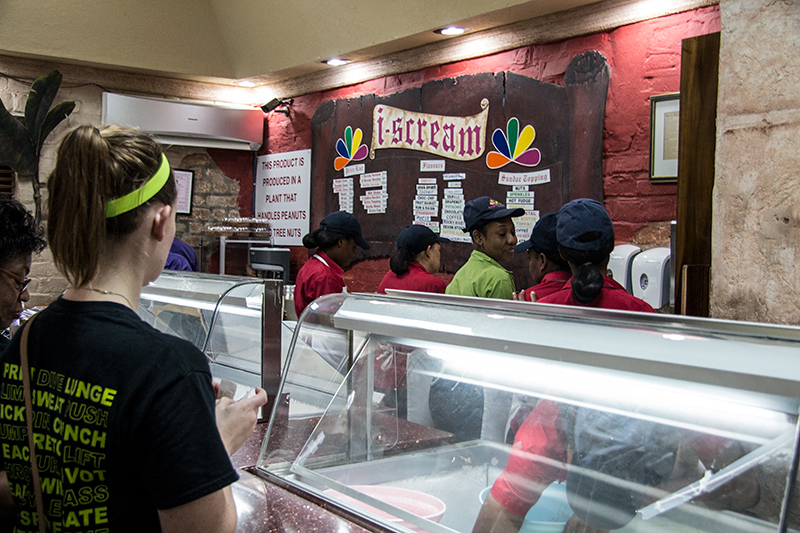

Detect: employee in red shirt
513,213,570,302
474,200,758,532
474,198,654,533
378,224,450,294
376,225,449,419
294,211,370,318
537,198,652,311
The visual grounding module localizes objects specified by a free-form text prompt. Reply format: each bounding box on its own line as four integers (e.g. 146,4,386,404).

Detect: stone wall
0,73,103,304
712,0,800,324
0,61,253,303
168,149,247,273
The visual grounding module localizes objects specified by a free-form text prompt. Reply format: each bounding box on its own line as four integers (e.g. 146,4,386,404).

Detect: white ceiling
0,0,602,85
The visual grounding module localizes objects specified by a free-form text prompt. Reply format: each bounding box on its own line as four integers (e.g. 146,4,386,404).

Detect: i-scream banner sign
370,100,489,161
310,54,610,280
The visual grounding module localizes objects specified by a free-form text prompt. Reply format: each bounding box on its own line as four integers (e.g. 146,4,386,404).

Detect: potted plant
0,70,75,224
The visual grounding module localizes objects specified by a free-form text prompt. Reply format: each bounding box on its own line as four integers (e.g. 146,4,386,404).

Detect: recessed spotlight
324,58,351,66
435,26,466,36
236,80,256,87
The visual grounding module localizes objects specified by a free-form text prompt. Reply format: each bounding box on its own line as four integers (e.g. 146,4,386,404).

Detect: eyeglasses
0,267,31,293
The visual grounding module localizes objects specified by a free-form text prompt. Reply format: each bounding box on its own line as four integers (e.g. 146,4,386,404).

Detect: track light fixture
261,98,294,115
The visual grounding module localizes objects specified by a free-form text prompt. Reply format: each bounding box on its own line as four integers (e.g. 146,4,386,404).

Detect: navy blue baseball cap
397,224,450,256
463,196,525,233
556,199,614,251
515,212,558,253
320,211,370,250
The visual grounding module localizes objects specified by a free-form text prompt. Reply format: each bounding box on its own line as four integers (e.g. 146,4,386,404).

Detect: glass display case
137,271,287,397
255,291,800,533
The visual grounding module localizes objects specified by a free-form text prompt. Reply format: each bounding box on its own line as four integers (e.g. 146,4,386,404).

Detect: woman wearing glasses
0,199,46,352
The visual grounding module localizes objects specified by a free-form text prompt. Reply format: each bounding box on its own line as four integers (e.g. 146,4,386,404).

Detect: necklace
75,287,134,309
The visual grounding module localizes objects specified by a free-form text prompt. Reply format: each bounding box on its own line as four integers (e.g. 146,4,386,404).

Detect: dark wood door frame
675,32,720,317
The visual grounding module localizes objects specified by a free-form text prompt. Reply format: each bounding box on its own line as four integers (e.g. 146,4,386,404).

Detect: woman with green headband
0,125,266,533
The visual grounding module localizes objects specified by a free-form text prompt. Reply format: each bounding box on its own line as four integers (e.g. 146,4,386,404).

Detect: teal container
479,483,572,533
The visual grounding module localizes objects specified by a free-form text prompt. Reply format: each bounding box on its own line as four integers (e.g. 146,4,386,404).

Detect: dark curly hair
0,199,46,267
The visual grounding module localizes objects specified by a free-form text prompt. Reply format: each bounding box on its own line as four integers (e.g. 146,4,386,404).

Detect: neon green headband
105,154,171,218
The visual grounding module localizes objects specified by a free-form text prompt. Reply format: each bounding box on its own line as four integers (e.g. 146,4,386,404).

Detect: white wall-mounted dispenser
631,247,671,309
607,244,641,294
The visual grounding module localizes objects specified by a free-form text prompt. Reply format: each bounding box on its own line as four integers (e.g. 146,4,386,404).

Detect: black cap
320,211,370,250
397,224,450,256
463,196,525,233
514,212,558,253
566,409,680,530
556,199,614,251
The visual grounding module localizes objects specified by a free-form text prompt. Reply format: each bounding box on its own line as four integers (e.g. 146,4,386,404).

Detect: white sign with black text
255,149,312,245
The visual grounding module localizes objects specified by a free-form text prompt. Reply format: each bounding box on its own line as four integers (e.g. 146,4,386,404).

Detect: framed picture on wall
174,168,194,214
649,93,680,182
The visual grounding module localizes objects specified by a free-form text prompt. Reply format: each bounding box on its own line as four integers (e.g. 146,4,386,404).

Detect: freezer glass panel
258,292,800,533
205,281,264,371
138,271,264,364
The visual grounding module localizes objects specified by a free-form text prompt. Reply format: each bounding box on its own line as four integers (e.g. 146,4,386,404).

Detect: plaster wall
712,0,800,324
2,7,720,300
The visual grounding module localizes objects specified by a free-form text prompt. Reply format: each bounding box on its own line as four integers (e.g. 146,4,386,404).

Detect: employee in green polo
446,196,524,299
432,196,524,443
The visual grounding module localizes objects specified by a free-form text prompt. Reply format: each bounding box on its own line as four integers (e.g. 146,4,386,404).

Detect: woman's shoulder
42,299,208,368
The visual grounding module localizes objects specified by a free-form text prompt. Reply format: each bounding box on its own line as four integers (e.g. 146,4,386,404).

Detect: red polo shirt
294,251,345,318
491,275,654,517
520,270,571,302
375,262,446,391
537,274,654,312
490,400,568,517
377,261,447,294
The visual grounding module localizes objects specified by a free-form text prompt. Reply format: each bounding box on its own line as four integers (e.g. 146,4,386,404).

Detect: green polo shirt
446,250,516,300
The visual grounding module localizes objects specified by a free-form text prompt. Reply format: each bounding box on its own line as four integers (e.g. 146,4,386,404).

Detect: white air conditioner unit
102,93,263,151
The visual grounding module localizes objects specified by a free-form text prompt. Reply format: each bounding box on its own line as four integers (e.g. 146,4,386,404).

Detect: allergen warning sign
255,149,311,245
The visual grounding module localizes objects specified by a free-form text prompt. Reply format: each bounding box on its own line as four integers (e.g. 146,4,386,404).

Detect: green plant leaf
0,96,36,175
38,101,75,153
25,70,62,153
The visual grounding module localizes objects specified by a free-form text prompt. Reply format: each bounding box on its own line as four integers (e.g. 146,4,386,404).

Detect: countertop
229,413,455,532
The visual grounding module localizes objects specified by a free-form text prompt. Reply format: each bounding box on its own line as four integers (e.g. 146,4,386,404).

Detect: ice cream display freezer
140,273,800,532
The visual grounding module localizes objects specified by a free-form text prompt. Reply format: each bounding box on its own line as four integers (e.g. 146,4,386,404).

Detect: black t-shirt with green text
0,298,238,533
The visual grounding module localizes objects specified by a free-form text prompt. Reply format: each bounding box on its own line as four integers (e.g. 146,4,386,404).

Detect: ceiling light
324,58,351,67
435,26,466,36
236,80,256,87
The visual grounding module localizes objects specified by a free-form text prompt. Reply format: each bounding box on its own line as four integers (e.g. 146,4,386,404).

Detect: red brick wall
259,6,721,290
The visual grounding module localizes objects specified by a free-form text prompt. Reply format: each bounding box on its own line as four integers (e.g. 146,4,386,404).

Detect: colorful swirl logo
334,126,369,171
485,118,541,170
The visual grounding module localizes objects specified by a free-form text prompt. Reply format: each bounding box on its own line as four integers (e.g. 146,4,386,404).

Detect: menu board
310,53,609,286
